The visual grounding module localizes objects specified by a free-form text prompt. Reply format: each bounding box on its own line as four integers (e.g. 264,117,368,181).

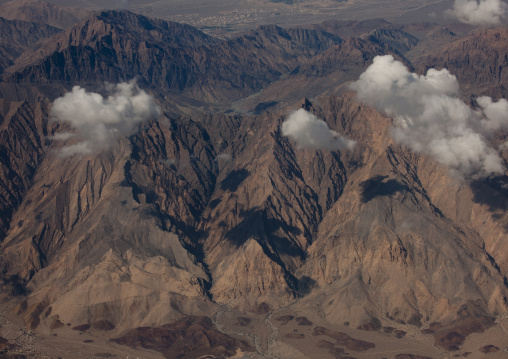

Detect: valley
0,0,508,358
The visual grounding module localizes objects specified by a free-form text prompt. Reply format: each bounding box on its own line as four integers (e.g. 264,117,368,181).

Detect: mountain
0,17,61,75
237,36,410,114
0,0,89,29
1,9,508,359
415,27,508,99
304,18,394,39
5,11,342,105
405,26,458,63
361,28,420,55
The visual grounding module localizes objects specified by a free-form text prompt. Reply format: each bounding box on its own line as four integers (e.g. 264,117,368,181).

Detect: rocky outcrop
0,17,61,75
1,136,214,332
2,90,507,340
293,94,508,327
111,315,254,359
6,11,342,104
0,93,49,243
362,28,419,54
405,26,457,62
415,27,508,98
0,11,507,356
292,37,405,79
0,0,89,30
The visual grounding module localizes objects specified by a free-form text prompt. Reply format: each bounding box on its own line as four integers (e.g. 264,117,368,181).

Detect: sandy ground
210,302,508,359
0,298,164,359
1,296,507,359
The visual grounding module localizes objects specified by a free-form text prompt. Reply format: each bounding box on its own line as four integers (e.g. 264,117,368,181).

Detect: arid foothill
1,0,508,358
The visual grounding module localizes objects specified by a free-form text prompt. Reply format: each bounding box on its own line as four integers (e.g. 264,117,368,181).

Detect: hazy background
6,0,460,35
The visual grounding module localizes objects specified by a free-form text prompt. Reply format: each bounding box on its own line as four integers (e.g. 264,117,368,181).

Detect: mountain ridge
0,8,508,358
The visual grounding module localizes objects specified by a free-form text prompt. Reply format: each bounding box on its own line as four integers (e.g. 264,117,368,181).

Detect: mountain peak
1,6,508,358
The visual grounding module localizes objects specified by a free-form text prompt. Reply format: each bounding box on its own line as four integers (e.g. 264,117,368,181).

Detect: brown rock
112,315,253,359
0,336,20,351
295,316,313,326
394,330,407,338
433,317,495,351
313,326,375,352
235,317,252,326
275,315,294,324
92,320,116,331
72,324,91,331
50,316,65,330
479,345,499,353
328,347,346,358
316,340,335,348
0,12,508,354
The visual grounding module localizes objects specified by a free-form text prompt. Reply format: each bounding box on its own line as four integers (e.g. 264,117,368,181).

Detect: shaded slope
415,27,508,98
239,36,409,113
112,315,254,359
0,13,507,357
293,94,508,330
6,11,342,104
0,17,61,75
0,90,50,244
362,27,419,55
0,0,90,29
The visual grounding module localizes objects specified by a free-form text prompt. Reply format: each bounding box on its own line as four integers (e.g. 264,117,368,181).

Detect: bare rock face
0,91,49,243
0,0,89,30
6,11,342,105
415,27,508,98
238,36,407,113
1,137,214,332
211,239,295,311
0,10,508,358
111,315,254,359
405,26,457,62
294,94,508,327
362,28,419,55
0,17,61,75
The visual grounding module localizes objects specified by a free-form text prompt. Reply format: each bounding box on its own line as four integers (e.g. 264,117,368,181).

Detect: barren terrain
0,1,508,359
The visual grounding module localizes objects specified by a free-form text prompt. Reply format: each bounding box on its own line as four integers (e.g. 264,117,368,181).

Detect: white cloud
281,109,355,151
477,96,508,132
159,158,177,167
50,80,160,155
350,55,508,178
46,132,75,141
216,153,232,162
446,0,508,25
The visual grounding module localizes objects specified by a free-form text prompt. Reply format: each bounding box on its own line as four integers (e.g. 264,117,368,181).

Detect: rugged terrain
0,3,508,359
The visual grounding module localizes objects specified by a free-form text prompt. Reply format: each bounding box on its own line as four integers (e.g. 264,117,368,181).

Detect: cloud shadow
254,101,278,114
470,175,508,212
220,169,250,192
297,276,318,296
470,175,508,232
224,208,305,259
360,175,407,203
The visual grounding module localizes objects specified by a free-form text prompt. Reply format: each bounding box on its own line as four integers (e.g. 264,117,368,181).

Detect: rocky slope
297,98,507,326
0,0,89,29
5,11,342,105
415,27,508,98
0,17,61,75
0,10,508,359
0,86,50,249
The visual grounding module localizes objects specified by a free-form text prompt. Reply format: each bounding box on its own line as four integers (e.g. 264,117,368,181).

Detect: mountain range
0,3,508,359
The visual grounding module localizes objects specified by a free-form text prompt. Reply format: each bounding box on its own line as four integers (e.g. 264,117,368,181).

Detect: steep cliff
0,10,507,358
